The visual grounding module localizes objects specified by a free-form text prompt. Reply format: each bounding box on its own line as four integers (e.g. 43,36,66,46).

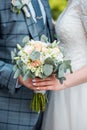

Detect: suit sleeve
0,3,21,94
0,60,18,94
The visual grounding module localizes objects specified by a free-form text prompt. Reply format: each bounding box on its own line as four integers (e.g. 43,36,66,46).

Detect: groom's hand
18,76,37,90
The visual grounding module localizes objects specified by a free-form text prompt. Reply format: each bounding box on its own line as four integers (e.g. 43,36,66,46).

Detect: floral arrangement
11,0,31,17
12,36,72,112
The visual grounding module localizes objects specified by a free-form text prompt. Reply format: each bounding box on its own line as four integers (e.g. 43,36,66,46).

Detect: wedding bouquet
12,36,72,112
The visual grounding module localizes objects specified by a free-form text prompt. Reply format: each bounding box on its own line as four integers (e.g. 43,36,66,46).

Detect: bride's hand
32,74,66,91
32,65,87,91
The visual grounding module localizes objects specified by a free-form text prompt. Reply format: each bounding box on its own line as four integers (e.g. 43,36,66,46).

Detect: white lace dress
42,0,87,130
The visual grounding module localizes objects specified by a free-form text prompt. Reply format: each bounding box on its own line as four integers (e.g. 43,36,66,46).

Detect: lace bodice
55,0,87,71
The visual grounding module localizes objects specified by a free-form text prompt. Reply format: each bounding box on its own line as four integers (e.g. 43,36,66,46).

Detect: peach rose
30,60,41,67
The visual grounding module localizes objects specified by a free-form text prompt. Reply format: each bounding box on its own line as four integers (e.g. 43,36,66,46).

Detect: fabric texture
42,0,87,130
0,0,54,129
28,0,46,23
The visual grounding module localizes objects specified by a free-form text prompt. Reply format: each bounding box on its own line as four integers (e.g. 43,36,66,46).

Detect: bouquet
12,36,72,112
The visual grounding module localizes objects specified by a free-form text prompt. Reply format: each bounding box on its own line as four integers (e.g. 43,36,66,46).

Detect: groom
0,0,54,130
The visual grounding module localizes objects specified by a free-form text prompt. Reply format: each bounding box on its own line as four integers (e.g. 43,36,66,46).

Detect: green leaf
14,48,17,54
23,70,35,80
44,58,58,72
51,40,58,48
13,65,18,72
11,48,17,57
23,70,30,80
63,60,73,73
58,63,65,78
16,59,21,66
53,64,58,72
40,73,47,79
44,57,54,65
30,51,40,61
11,51,16,61
64,60,71,66
57,60,72,79
40,35,48,43
17,44,22,50
59,77,66,84
14,69,21,78
43,64,53,76
22,36,30,44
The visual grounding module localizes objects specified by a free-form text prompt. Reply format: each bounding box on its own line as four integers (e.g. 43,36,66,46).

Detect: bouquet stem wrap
31,90,48,113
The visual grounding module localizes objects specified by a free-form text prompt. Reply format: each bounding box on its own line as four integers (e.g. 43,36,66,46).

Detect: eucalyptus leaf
59,46,65,55
17,44,22,50
29,71,35,79
53,63,58,72
14,69,21,78
40,73,47,79
43,64,53,76
30,51,40,61
23,70,30,80
16,59,21,66
11,51,16,61
58,63,65,78
40,35,48,43
63,60,73,73
52,40,57,48
23,70,35,79
59,77,66,84
63,60,71,66
44,57,54,65
13,48,17,54
22,36,30,44
13,65,18,72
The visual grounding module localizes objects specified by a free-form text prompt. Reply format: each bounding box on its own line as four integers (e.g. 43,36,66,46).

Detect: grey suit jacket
0,0,54,130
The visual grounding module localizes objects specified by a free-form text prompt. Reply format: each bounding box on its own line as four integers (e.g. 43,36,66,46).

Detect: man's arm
0,60,17,94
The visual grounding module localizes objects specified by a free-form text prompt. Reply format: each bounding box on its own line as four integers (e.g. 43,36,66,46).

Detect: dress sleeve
80,0,87,34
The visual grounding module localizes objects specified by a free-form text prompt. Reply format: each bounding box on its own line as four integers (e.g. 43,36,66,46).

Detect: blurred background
49,0,68,20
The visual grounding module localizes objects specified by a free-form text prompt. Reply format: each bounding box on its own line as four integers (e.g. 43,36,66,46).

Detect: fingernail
33,83,36,86
32,79,36,82
36,87,39,90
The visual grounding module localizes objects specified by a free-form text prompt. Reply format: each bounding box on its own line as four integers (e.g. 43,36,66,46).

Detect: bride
33,0,87,129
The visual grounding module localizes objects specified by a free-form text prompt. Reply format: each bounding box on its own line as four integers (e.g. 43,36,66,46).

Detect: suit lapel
25,14,39,40
24,0,44,40
24,0,54,41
